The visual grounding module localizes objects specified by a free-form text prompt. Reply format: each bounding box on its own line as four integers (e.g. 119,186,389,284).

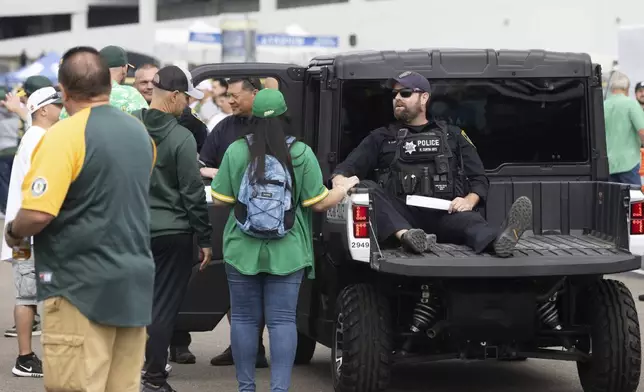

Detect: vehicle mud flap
175,204,231,332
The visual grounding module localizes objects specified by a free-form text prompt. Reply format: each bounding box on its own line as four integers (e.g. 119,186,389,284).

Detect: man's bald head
58,46,111,102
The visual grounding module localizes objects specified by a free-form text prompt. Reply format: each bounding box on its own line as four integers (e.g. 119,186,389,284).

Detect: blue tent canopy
2,52,61,87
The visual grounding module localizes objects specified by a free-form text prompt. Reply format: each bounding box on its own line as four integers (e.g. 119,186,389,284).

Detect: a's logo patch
460,130,475,147
264,110,275,117
31,177,47,197
398,71,412,78
403,141,417,154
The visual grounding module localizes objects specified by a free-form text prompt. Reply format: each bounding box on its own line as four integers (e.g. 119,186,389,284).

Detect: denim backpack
234,135,296,239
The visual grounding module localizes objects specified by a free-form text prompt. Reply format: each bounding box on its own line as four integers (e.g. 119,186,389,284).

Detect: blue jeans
610,163,641,186
226,263,304,392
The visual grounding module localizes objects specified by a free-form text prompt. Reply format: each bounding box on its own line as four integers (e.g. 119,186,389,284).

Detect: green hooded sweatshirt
133,108,212,247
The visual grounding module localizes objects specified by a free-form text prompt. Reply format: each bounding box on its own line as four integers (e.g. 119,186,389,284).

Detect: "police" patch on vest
403,137,441,155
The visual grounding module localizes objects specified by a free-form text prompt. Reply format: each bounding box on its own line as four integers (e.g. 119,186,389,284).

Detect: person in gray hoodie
133,65,212,392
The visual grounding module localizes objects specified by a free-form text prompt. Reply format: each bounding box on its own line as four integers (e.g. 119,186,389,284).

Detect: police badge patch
403,141,417,154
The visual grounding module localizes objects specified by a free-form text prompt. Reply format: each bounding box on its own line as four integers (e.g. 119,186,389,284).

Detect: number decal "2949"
351,241,370,249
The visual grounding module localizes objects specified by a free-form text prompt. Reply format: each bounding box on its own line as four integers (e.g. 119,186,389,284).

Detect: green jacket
133,108,212,247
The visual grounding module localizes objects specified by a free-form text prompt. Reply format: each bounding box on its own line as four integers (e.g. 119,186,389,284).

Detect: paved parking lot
1,258,644,391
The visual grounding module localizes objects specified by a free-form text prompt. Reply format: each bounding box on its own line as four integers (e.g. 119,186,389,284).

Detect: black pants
143,234,195,386
171,330,192,348
363,180,499,253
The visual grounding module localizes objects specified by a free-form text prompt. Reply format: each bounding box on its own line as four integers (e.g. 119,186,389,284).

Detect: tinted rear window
339,78,589,171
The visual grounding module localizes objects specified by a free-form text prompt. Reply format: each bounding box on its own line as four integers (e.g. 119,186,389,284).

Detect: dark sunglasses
391,88,423,99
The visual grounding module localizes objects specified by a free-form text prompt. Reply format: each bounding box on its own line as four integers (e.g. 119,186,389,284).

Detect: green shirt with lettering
60,80,149,120
210,139,328,278
604,93,644,174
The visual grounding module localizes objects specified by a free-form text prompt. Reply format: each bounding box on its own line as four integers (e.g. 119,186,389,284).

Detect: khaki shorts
42,296,146,392
12,259,37,306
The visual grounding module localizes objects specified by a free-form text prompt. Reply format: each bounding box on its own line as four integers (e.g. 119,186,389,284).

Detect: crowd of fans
4,45,643,392
0,43,347,392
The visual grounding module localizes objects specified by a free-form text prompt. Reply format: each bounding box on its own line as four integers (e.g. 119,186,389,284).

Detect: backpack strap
244,134,254,147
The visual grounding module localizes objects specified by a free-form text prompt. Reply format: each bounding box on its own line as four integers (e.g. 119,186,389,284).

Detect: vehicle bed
360,180,642,278
375,232,638,277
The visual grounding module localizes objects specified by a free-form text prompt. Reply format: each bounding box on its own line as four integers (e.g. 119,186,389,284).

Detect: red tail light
353,205,368,222
353,205,369,238
632,202,644,235
354,222,369,238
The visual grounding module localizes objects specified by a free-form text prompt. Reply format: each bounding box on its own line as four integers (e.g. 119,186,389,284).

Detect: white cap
27,87,62,115
196,79,213,92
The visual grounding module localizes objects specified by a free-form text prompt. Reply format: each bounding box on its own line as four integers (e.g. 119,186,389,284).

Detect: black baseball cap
386,71,431,93
152,65,204,100
636,82,644,92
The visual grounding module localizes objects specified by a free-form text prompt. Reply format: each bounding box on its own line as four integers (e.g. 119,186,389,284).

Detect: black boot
400,229,429,253
210,345,269,368
169,346,196,364
210,346,234,366
493,196,532,258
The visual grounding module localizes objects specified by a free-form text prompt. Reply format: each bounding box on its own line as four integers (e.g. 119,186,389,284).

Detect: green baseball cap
16,75,53,97
100,45,133,68
252,88,287,118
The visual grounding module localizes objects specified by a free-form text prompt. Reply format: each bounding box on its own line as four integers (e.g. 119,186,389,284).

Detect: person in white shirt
1,86,62,378
207,89,233,132
0,77,54,216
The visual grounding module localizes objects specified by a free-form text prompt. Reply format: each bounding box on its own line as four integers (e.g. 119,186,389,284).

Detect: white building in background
1,0,644,69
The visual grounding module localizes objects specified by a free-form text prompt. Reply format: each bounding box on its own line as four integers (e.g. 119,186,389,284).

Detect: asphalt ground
1,250,644,391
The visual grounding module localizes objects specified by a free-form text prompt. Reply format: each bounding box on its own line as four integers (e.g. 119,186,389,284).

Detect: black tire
294,332,317,365
577,279,641,392
332,284,393,392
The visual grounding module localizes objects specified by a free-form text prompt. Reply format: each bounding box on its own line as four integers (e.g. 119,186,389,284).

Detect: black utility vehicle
178,49,642,392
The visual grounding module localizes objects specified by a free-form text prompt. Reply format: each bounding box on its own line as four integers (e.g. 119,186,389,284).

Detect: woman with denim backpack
210,88,358,391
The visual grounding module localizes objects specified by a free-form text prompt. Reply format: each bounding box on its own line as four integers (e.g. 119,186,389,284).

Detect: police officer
331,71,532,257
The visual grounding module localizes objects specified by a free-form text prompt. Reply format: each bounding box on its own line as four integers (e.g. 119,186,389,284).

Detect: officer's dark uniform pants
362,180,498,253
143,234,195,386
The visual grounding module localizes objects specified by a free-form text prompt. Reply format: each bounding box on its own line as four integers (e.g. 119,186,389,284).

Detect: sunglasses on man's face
391,89,422,99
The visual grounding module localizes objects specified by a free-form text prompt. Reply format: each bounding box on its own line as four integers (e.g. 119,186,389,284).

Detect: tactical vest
383,122,465,200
